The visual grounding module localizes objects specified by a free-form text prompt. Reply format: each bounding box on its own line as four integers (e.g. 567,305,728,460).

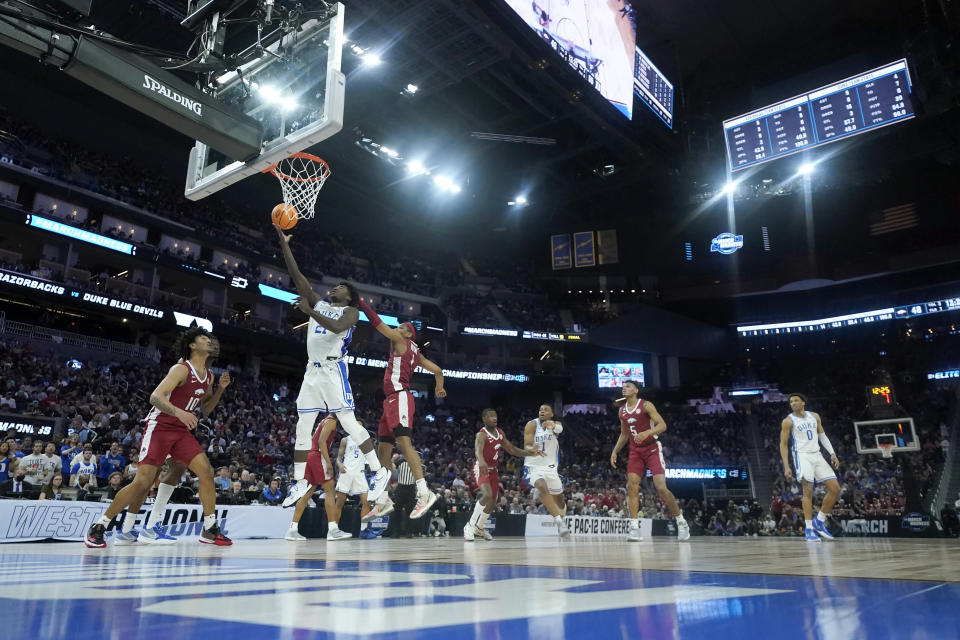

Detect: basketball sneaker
557,520,570,538
362,498,395,522
112,530,139,546
139,523,178,545
812,518,834,540
359,528,379,539
463,525,475,542
282,478,310,508
474,526,493,541
410,491,438,519
199,524,233,546
84,523,106,548
366,468,390,502
677,518,691,542
627,525,642,542
285,529,307,541
326,528,353,541
804,527,820,542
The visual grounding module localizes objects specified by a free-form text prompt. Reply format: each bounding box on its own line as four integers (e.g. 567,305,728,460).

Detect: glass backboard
184,2,345,200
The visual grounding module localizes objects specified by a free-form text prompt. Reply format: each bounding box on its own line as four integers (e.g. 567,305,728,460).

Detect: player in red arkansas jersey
85,328,231,548
464,408,541,541
610,380,689,542
357,297,446,522
285,415,353,541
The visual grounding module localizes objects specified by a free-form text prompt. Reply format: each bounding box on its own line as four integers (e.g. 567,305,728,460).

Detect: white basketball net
263,153,331,220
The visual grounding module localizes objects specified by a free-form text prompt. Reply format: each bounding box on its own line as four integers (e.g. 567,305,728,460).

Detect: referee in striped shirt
391,455,425,537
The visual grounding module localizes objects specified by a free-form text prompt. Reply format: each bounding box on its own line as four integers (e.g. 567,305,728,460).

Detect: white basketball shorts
524,465,563,494
794,450,836,484
335,469,368,496
296,360,355,414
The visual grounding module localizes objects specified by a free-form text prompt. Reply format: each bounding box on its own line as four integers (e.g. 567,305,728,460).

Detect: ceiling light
405,83,418,94
721,181,738,195
407,160,426,175
362,53,382,66
507,201,516,206
515,195,528,205
380,146,399,158
798,162,815,175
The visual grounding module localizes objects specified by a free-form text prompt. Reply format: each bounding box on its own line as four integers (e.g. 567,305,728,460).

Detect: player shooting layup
780,393,841,541
275,226,389,507
611,380,690,542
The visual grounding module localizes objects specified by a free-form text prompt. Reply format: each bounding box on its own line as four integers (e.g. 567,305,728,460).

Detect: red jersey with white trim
311,418,337,454
383,339,421,395
619,399,657,452
479,427,504,467
144,361,210,429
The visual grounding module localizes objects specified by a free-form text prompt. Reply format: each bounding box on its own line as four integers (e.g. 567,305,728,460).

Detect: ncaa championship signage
0,501,290,543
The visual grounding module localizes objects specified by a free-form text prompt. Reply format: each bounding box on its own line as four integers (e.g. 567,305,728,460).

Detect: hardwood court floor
3,536,959,639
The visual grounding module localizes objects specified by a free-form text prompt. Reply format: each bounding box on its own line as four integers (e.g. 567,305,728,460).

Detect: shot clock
866,384,897,409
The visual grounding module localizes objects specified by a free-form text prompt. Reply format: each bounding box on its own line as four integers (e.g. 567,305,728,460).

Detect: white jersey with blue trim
788,411,820,454
525,418,560,468
342,435,364,473
307,300,355,362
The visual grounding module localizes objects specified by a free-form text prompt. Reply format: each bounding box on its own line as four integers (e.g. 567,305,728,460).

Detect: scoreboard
723,59,915,172
633,46,674,128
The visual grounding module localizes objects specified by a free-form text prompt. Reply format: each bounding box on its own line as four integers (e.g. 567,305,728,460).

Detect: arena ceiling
1,0,957,280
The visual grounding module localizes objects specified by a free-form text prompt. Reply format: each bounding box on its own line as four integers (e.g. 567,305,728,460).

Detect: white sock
122,512,136,533
553,515,563,524
415,478,428,497
676,512,686,523
470,500,485,527
477,510,491,528
360,521,369,531
363,449,382,472
328,520,339,530
294,461,306,481
97,514,111,528
203,514,216,531
289,521,299,530
816,511,827,522
145,483,175,529
805,519,813,529
630,518,639,529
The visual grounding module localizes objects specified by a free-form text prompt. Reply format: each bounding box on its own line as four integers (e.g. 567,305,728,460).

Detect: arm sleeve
818,432,836,455
357,298,382,328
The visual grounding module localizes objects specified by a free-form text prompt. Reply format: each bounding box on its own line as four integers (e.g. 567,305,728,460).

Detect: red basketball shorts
139,423,204,468
378,391,415,437
473,461,499,504
627,441,666,477
305,450,334,486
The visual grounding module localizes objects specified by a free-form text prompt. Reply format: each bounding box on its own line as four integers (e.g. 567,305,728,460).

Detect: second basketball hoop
263,153,332,222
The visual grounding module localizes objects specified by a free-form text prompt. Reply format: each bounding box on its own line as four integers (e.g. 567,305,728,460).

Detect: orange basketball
271,203,298,230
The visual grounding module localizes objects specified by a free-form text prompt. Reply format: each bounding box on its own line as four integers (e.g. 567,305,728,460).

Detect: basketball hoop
262,152,331,220
879,443,894,458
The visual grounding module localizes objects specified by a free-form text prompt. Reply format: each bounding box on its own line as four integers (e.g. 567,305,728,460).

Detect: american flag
869,203,918,235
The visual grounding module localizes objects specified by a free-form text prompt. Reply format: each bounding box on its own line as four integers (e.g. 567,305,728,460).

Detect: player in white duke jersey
523,404,570,537
274,225,389,507
779,393,842,541
334,435,373,537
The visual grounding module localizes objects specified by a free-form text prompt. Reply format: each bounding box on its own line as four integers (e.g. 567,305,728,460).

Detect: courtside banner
525,514,652,538
0,500,290,542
